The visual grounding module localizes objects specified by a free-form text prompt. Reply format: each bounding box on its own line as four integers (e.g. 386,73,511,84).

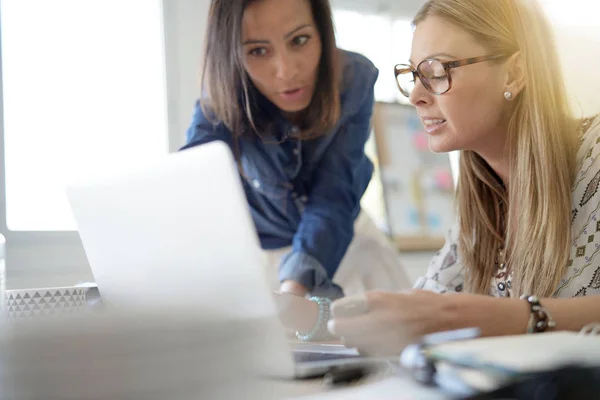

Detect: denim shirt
181,50,378,299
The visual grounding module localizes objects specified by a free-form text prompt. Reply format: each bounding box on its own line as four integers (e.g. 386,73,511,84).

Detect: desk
2,286,450,399
265,371,450,399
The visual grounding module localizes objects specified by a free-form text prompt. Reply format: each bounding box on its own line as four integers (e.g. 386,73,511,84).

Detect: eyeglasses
394,54,508,97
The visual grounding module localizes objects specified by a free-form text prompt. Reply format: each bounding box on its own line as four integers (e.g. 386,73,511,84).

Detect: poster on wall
372,102,455,251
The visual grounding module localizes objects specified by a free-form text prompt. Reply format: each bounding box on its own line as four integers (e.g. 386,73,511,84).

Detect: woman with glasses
181,0,410,331
325,0,600,355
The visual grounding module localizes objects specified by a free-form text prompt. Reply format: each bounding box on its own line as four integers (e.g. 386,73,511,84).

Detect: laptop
65,140,374,379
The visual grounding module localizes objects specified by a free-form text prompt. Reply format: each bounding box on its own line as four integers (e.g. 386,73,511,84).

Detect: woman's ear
504,52,526,98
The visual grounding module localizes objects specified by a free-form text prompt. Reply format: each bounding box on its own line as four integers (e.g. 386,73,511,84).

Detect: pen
323,365,372,386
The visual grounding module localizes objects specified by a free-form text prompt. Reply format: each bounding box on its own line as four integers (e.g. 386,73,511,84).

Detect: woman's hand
279,280,309,297
271,291,318,334
327,290,455,356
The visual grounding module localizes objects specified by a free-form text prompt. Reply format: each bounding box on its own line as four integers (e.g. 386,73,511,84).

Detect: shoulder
572,115,600,208
338,49,379,116
574,115,600,171
194,100,231,131
182,100,233,149
561,115,600,297
577,115,600,153
340,49,379,83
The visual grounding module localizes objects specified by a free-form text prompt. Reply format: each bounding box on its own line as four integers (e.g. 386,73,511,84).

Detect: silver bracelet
295,296,334,342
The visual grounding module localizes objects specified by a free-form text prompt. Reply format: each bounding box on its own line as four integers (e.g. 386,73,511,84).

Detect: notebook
294,325,600,400
426,324,600,394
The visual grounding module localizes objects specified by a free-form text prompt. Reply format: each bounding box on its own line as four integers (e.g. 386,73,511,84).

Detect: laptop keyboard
293,351,360,363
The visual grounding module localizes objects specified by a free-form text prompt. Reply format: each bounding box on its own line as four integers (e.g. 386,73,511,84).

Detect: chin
276,101,311,113
428,137,459,154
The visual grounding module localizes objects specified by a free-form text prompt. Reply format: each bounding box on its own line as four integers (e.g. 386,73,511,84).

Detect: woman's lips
279,87,306,101
422,118,447,134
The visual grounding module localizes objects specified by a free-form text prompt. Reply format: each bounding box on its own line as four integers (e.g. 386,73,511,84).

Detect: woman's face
241,0,322,114
409,16,511,156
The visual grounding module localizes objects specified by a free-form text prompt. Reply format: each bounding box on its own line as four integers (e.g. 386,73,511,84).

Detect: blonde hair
414,0,579,297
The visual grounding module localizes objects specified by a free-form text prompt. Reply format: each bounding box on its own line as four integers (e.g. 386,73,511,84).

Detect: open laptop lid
67,142,269,316
66,140,295,377
66,140,380,379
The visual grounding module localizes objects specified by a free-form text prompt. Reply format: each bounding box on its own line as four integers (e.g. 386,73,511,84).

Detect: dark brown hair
200,0,341,139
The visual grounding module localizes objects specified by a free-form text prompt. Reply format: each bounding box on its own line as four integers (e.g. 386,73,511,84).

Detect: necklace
494,246,512,296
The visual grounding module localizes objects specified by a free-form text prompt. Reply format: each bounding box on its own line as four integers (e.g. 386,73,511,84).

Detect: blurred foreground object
0,310,292,399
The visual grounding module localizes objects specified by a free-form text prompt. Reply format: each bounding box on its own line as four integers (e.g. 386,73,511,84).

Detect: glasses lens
394,65,415,97
418,59,449,95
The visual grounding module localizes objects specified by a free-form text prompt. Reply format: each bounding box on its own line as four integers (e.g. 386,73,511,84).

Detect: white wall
5,0,211,289
543,0,600,116
163,0,211,151
556,26,600,117
330,0,424,17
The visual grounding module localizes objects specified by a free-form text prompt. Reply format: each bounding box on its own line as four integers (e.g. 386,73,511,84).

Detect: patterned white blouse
414,116,600,298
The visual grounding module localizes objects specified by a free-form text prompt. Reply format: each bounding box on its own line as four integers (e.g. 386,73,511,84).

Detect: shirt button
252,179,261,189
293,148,299,156
300,195,308,202
290,126,300,135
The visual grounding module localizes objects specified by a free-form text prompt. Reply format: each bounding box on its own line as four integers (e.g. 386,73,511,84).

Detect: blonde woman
321,0,600,354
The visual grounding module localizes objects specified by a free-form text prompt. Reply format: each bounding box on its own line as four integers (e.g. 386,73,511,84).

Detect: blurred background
0,0,598,289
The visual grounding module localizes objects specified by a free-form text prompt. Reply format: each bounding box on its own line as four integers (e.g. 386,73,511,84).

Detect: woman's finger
328,314,370,337
330,294,369,318
347,331,415,356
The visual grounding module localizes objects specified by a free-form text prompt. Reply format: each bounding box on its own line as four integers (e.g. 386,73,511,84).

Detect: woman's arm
278,65,378,299
452,294,600,336
328,291,600,355
543,296,600,331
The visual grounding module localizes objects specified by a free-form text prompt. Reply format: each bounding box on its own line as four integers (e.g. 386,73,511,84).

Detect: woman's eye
249,47,267,57
292,35,309,46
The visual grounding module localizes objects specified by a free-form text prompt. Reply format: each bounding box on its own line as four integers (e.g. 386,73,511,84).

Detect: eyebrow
409,52,457,65
242,23,312,46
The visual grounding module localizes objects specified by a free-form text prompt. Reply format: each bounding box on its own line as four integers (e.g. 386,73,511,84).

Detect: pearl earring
504,91,513,100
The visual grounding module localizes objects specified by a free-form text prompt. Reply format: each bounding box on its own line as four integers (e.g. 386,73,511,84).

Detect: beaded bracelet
296,296,334,342
520,294,556,334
